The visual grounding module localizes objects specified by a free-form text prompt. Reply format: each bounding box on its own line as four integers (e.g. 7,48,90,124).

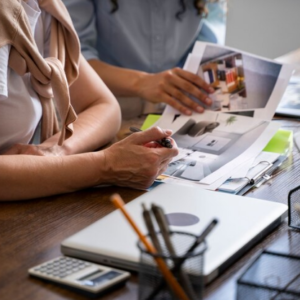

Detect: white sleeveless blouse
0,0,51,153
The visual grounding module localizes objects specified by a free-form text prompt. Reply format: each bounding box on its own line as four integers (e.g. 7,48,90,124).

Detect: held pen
129,127,173,148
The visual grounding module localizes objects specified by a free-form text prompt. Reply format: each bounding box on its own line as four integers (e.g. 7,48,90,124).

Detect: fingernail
196,106,204,113
165,129,173,135
206,98,212,105
185,109,192,115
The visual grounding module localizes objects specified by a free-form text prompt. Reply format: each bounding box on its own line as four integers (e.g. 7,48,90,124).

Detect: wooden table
1,118,300,300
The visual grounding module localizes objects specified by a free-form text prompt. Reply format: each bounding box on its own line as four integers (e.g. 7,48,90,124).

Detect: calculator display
79,270,121,286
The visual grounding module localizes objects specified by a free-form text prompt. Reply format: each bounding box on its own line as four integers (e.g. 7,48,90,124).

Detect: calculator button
65,271,73,275
34,268,41,272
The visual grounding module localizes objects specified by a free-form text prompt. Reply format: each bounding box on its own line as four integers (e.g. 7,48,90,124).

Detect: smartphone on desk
28,256,130,297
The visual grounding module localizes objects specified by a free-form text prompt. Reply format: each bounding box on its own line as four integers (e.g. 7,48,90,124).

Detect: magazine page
156,107,280,186
183,42,294,120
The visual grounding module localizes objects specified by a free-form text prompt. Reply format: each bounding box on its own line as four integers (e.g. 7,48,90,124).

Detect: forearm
0,127,179,201
89,59,147,98
41,100,121,155
41,55,122,155
0,152,104,201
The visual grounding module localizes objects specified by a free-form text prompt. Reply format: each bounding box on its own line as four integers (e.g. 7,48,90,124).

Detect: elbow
110,94,122,135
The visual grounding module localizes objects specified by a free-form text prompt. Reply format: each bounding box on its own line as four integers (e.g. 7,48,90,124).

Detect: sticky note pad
140,114,161,131
263,129,293,154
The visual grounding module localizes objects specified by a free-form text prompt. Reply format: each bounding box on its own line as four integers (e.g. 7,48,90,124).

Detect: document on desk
156,107,280,187
154,42,293,190
218,151,280,194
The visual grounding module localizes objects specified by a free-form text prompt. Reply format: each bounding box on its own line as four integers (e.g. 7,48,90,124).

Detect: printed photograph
195,44,282,112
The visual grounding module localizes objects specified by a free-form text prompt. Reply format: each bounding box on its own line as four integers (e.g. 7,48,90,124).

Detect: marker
129,127,173,148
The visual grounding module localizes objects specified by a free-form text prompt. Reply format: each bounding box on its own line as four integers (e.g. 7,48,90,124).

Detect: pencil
110,194,190,300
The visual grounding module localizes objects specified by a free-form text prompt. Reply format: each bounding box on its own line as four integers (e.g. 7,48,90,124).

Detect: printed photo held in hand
183,42,294,119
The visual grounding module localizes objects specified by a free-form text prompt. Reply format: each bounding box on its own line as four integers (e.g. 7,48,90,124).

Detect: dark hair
109,0,218,20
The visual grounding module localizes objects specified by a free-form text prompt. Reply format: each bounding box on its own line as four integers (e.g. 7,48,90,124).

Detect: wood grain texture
1,118,300,300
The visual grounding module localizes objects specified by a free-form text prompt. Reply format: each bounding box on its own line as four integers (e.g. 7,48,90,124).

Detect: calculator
28,256,130,297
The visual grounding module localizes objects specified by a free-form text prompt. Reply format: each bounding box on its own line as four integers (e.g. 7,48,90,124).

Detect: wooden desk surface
1,118,300,300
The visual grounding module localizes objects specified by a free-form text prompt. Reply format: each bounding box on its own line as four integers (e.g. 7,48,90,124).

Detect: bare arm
41,55,121,154
4,55,121,156
89,59,214,116
0,127,178,201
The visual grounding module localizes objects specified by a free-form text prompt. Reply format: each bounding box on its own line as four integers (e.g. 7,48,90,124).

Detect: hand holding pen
103,127,178,190
130,127,173,148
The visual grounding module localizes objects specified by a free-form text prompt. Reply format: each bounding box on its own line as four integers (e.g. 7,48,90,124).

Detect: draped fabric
0,0,80,145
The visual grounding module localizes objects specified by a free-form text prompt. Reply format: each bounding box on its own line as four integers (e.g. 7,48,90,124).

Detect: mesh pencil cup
137,231,207,300
236,250,300,300
288,185,300,230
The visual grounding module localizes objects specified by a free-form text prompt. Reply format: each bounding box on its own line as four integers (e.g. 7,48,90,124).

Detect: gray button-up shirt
63,0,226,73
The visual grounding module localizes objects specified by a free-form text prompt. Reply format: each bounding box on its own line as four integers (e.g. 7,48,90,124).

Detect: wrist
90,150,114,186
132,71,151,98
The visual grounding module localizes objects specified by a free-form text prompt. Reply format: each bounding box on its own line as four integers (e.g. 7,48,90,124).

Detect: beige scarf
0,0,80,145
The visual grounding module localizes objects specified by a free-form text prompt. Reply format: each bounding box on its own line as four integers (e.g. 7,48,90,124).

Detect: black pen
129,127,173,148
151,204,198,300
141,204,177,300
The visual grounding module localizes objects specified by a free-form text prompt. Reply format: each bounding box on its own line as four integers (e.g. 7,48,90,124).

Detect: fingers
173,67,214,94
129,126,172,145
160,68,216,114
162,85,204,115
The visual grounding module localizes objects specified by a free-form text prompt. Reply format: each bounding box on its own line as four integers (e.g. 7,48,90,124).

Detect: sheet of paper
156,107,280,185
218,178,249,193
186,42,294,120
218,151,280,193
230,151,280,179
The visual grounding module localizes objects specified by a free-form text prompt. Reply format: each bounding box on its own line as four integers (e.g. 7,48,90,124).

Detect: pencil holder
288,185,300,230
137,231,207,300
236,250,300,300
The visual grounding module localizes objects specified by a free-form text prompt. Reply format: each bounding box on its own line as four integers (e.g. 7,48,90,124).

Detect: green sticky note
263,129,293,154
140,114,161,130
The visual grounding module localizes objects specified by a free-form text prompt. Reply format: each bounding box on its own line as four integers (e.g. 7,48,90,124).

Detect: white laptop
61,184,287,283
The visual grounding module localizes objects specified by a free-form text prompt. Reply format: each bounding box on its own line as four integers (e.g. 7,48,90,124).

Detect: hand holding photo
183,42,294,120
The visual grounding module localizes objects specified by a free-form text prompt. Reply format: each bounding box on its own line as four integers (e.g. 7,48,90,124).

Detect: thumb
132,126,172,145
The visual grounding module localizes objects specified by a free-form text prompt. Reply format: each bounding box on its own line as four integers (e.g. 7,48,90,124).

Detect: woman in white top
0,0,178,201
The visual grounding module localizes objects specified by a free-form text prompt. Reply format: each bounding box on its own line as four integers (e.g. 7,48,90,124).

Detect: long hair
109,0,219,20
